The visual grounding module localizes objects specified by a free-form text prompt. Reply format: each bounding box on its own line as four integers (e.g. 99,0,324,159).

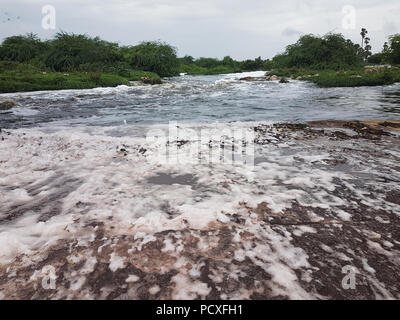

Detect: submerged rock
239,75,281,82
141,77,162,85
239,76,267,81
380,121,400,129
0,100,17,111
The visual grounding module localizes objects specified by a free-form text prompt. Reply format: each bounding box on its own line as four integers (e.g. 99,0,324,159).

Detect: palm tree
383,42,389,53
361,28,368,48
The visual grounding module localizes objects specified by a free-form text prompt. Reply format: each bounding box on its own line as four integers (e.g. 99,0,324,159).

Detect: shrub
387,34,400,65
88,72,102,84
127,41,179,77
45,32,121,72
368,53,385,64
0,33,48,63
272,33,363,70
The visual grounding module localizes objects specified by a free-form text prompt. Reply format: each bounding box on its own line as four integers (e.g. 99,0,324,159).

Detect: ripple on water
1,72,400,129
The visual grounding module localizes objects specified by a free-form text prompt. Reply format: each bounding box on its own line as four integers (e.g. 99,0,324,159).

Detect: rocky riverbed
0,120,399,300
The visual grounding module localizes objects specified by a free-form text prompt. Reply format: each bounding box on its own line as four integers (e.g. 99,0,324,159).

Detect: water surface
1,71,400,129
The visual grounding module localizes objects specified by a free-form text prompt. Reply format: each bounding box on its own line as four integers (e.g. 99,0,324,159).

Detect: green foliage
179,56,273,75
1,31,399,93
241,57,264,71
195,57,221,69
273,33,363,70
273,67,400,87
222,56,235,67
367,53,385,64
45,32,121,72
0,63,128,93
126,70,162,82
0,33,167,92
179,64,234,75
127,41,179,77
88,72,102,84
0,33,48,63
179,55,195,65
387,34,400,64
313,70,398,87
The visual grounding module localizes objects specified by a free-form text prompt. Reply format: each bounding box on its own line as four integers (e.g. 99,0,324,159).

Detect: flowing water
1,71,400,130
1,71,400,299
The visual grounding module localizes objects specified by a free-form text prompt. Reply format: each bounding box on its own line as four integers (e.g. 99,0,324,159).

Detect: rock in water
239,76,279,82
0,100,17,110
141,77,161,85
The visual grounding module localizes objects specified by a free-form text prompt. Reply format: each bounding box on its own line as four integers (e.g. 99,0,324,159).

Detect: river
1,71,400,130
0,71,399,300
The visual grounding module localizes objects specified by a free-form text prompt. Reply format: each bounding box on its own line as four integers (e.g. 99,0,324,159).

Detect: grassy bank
179,64,242,75
0,62,161,93
273,67,400,87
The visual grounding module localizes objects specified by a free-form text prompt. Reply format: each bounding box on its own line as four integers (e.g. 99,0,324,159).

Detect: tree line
0,32,272,77
0,30,399,79
272,31,400,70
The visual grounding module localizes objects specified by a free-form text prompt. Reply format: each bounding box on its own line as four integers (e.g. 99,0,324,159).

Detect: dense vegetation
0,32,169,92
269,32,400,87
273,68,400,87
271,34,364,70
178,55,273,75
0,32,275,93
0,30,400,93
0,61,130,93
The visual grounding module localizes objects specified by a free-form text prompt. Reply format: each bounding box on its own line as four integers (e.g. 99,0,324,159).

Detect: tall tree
361,28,368,48
364,37,372,60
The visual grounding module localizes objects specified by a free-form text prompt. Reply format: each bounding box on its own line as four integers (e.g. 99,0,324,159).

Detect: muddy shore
0,120,399,300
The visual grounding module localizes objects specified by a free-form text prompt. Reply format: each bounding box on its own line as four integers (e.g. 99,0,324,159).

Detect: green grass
0,61,163,93
272,67,400,87
125,70,162,83
0,71,129,93
179,64,242,75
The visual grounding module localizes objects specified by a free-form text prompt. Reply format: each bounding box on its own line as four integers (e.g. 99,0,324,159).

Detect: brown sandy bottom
0,120,399,300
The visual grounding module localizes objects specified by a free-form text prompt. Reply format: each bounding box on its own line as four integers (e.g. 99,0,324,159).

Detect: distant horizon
1,0,399,60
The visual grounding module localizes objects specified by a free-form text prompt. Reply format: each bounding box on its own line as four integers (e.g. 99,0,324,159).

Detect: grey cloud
282,27,303,37
0,0,399,59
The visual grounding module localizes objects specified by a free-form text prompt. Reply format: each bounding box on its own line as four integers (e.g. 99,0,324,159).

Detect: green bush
273,67,400,87
45,32,121,72
368,53,385,64
127,41,179,77
88,72,102,84
387,34,400,64
0,64,129,93
0,33,48,63
272,33,363,70
311,70,398,87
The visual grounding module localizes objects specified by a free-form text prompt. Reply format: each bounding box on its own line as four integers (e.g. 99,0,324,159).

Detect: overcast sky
1,0,399,59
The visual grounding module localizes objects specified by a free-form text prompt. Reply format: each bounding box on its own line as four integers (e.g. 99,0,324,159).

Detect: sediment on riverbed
0,120,399,300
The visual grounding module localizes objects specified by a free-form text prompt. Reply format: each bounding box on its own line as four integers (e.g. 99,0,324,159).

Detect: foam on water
1,72,400,129
0,121,399,299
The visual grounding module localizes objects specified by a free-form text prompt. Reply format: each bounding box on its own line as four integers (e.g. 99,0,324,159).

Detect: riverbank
271,66,400,87
2,61,400,94
0,62,162,93
0,120,399,299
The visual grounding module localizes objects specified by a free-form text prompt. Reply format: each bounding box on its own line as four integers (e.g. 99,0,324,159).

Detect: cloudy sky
1,0,399,59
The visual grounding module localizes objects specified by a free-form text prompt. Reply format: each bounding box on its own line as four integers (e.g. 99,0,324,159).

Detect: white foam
1,121,399,299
